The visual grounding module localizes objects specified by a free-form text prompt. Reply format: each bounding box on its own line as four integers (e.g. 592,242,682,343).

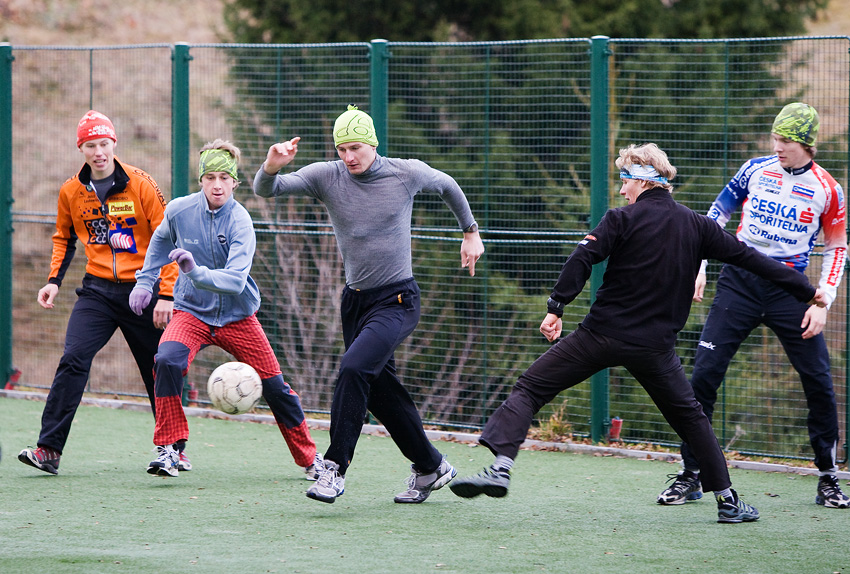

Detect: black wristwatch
463,222,478,233
546,297,564,317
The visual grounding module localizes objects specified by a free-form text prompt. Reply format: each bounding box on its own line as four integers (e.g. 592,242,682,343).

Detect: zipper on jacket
94,187,120,282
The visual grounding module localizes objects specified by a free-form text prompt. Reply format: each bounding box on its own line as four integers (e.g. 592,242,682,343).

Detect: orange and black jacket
47,157,177,298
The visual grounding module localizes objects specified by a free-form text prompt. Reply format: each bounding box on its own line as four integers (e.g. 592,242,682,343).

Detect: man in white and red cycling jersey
658,102,850,509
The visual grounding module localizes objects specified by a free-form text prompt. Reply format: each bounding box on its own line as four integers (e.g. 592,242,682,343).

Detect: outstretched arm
263,137,301,174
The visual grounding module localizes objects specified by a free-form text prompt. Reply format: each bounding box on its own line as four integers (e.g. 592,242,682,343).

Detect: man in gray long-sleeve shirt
254,105,485,504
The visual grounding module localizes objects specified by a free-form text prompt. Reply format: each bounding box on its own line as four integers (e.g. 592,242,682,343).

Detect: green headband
772,102,819,147
198,148,238,182
333,104,379,147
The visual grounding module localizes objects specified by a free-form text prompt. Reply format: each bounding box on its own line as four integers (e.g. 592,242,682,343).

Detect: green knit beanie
772,102,819,147
333,105,378,147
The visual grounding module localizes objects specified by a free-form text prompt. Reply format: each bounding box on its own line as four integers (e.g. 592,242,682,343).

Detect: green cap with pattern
198,148,238,182
772,102,819,147
333,104,379,147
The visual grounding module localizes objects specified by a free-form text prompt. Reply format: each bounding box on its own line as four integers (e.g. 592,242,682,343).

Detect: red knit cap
76,110,117,147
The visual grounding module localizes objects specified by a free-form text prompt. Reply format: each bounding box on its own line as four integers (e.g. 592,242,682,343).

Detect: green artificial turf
1,396,847,573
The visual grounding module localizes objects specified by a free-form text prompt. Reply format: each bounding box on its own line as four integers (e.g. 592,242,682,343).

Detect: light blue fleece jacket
253,154,476,290
135,191,260,327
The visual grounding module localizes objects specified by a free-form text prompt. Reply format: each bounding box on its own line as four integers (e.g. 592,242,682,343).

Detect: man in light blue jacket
130,139,319,478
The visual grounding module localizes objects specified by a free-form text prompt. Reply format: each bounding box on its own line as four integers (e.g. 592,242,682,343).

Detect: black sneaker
449,466,511,498
18,446,61,475
815,475,850,509
657,470,703,505
716,489,759,523
394,456,457,503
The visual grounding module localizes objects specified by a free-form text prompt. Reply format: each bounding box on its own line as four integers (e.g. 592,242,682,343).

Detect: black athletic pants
324,278,442,476
480,324,732,492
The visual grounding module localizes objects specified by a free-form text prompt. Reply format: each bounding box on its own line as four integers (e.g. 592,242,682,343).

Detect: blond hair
615,143,676,192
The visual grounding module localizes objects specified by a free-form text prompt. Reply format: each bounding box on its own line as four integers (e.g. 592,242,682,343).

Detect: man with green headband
254,105,485,505
131,139,320,479
657,102,850,510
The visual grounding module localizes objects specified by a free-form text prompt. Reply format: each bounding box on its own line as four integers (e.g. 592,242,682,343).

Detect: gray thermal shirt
253,154,477,290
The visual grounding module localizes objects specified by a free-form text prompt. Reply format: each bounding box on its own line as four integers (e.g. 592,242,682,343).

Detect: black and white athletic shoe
449,466,511,498
657,470,703,505
716,489,759,523
816,475,850,508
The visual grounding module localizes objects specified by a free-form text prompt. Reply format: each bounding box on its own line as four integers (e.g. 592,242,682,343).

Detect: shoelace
155,447,176,464
317,467,341,488
665,473,694,492
403,471,420,490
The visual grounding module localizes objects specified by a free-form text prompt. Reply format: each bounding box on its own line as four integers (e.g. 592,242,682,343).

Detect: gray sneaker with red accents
18,446,61,475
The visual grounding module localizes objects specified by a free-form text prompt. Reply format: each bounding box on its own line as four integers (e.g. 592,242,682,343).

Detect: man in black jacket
450,143,826,523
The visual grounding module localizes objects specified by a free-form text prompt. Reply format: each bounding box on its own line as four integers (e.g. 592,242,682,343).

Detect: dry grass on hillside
0,0,225,45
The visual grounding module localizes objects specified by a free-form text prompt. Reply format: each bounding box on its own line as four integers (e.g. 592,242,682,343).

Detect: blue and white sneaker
394,456,457,503
307,460,345,503
147,445,179,477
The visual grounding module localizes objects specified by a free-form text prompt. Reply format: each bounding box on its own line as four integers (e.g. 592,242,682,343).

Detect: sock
683,467,699,475
714,488,733,501
172,440,186,453
492,455,514,473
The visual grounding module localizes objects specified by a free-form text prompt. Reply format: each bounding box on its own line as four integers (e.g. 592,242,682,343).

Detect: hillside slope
2,0,847,45
0,0,224,45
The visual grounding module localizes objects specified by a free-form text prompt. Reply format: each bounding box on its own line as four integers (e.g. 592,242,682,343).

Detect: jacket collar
78,157,130,199
198,189,236,215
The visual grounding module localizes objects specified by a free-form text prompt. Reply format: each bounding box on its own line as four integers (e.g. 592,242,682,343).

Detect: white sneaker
147,445,179,477
305,452,324,481
394,456,457,503
306,460,345,503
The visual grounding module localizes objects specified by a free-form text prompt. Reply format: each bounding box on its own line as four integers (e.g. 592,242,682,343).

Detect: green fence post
370,39,390,156
171,43,192,405
589,36,611,443
172,43,191,200
0,44,13,386
845,37,850,465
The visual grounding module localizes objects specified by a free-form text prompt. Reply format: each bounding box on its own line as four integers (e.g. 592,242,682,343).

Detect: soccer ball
207,362,263,415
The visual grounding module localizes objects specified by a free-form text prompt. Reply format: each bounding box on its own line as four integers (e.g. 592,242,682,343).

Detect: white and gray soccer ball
207,362,263,415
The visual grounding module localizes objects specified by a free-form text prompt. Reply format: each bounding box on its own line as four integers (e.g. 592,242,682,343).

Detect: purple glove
169,248,196,273
129,287,152,316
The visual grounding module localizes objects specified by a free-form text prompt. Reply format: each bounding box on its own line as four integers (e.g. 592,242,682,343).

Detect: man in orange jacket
18,110,181,475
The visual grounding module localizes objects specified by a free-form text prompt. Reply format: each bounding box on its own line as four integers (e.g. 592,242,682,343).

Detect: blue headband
620,164,668,184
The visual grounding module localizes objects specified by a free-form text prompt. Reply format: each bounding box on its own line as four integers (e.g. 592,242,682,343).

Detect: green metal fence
2,36,847,463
